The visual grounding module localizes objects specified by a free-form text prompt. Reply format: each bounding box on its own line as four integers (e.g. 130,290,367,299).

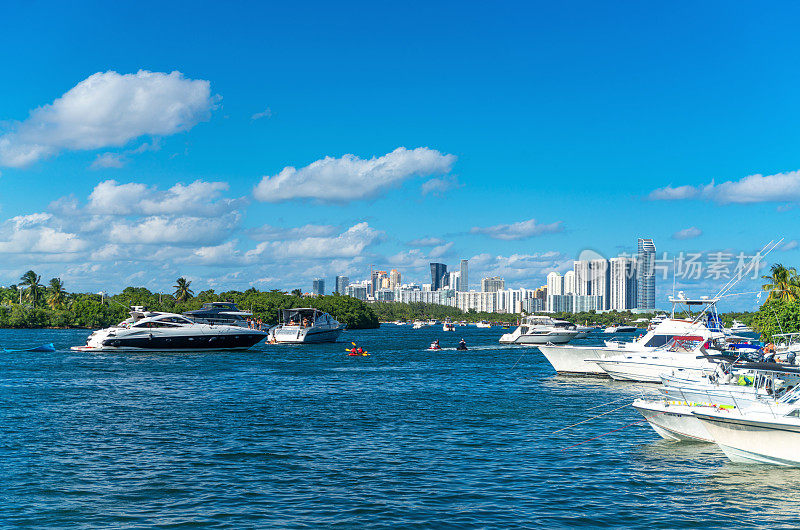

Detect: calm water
2,326,800,528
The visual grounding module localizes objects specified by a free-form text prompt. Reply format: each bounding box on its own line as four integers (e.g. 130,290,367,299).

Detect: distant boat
604,324,637,333
443,319,455,332
726,320,754,334
499,315,578,345
268,308,344,344
475,321,491,328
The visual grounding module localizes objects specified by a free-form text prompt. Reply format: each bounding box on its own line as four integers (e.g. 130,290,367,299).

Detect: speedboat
499,315,578,345
412,321,426,329
268,308,344,344
693,386,800,466
71,307,267,352
604,324,637,333
443,319,456,332
475,321,491,328
539,294,724,376
183,301,253,327
574,324,598,339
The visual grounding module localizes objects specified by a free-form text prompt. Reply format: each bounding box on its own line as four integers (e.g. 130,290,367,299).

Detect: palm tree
47,278,67,310
19,270,43,305
174,277,194,303
761,263,800,302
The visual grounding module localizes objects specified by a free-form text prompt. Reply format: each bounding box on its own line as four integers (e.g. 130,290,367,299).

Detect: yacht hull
632,400,713,442
537,345,621,375
693,412,800,466
271,327,343,344
71,330,266,352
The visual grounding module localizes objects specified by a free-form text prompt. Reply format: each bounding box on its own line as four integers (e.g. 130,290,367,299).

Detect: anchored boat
268,308,344,344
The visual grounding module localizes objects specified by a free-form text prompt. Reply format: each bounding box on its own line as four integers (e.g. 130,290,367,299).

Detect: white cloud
252,147,456,203
407,237,444,247
649,169,800,204
0,217,88,254
0,70,217,167
86,179,241,217
470,218,563,240
248,223,339,241
108,214,240,245
90,152,125,169
672,226,702,240
421,176,461,195
247,222,381,259
428,242,453,258
781,240,799,251
251,108,272,120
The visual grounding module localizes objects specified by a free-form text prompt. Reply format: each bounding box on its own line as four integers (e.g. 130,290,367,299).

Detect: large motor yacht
183,301,253,326
499,315,578,345
268,308,344,344
71,307,267,352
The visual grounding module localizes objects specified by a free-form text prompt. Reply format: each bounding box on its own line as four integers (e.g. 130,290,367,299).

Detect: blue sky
0,1,798,310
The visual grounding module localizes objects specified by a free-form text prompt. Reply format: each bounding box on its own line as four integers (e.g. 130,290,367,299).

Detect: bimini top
280,308,337,325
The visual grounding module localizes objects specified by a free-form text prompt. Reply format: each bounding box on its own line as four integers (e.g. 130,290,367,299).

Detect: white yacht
693,387,800,466
268,308,344,344
71,307,267,352
499,315,578,345
539,294,721,376
475,321,491,328
727,320,754,334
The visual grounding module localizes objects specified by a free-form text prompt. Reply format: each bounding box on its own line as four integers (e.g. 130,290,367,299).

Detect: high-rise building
610,257,637,310
481,276,505,292
589,259,610,310
345,282,368,300
312,278,325,296
372,270,387,295
460,259,469,292
430,263,448,291
637,238,656,310
546,271,563,295
447,271,460,291
389,269,401,289
335,275,349,294
564,270,575,295
573,261,590,296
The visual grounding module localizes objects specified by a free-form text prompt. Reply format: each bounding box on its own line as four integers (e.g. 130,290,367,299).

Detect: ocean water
2,326,800,528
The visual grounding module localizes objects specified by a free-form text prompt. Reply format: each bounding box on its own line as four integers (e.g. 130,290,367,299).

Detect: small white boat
412,321,426,329
693,387,800,466
499,315,578,345
726,320,754,334
604,324,637,333
475,321,491,328
269,308,344,344
443,319,455,332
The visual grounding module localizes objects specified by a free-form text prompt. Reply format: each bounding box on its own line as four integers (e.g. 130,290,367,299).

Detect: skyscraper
430,263,447,291
563,270,575,294
610,257,637,310
389,269,401,289
546,271,563,295
459,259,468,292
312,278,325,296
372,270,387,295
335,275,349,294
637,238,656,310
481,276,505,292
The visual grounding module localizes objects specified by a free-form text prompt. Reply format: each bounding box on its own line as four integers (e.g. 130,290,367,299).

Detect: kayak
2,343,56,353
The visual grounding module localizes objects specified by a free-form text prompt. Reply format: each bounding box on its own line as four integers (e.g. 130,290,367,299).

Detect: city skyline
0,2,793,312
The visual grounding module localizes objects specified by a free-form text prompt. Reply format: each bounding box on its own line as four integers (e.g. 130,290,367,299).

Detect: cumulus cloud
672,226,702,240
649,169,800,204
470,218,563,240
252,147,456,203
0,216,88,254
90,152,125,169
428,242,453,258
781,240,799,251
107,213,240,245
248,223,339,241
0,70,217,167
247,222,381,259
85,179,242,217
